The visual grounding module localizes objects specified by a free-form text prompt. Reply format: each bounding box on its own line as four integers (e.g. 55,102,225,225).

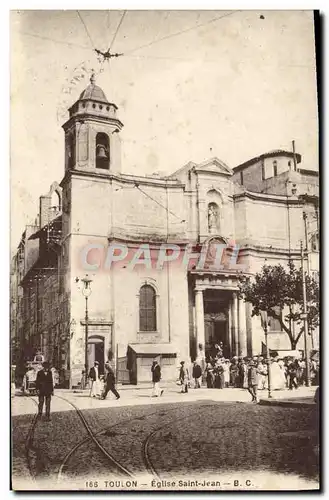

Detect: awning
128,343,177,356
276,350,302,358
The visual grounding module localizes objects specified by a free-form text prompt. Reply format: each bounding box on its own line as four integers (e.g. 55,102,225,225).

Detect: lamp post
260,310,272,399
81,276,92,386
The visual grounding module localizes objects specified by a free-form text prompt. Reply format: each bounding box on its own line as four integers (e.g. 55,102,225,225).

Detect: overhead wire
20,11,239,68
18,31,90,50
135,185,185,222
108,10,127,52
17,30,313,71
76,10,96,49
123,10,240,55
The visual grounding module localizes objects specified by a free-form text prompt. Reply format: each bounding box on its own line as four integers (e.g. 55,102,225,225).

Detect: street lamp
81,275,92,385
260,310,272,399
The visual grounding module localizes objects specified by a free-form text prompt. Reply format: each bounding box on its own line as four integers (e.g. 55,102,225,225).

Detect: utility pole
303,210,314,349
260,310,272,399
303,211,311,276
300,241,311,387
81,276,92,386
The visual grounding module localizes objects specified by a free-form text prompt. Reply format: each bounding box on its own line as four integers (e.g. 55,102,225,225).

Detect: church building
12,76,319,388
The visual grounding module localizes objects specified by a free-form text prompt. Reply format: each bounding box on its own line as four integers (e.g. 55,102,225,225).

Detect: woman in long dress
205,361,215,388
257,359,267,390
223,360,230,388
270,359,286,390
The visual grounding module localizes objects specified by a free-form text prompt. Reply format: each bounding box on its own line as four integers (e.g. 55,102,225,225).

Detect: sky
10,9,319,250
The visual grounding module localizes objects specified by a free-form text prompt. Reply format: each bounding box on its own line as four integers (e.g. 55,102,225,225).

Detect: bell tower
62,73,123,175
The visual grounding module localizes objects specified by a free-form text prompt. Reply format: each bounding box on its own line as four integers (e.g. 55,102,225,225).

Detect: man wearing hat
247,360,259,403
151,360,164,397
179,361,190,393
102,362,120,400
89,361,101,398
35,361,54,421
192,360,202,389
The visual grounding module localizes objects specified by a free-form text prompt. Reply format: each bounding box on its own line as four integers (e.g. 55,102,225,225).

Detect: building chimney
39,195,51,228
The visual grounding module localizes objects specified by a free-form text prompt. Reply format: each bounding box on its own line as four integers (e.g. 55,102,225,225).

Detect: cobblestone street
12,386,319,491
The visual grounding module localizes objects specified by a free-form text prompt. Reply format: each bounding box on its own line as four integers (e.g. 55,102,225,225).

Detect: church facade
11,77,319,388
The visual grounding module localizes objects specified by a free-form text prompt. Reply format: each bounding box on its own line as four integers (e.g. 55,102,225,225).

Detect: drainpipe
165,182,171,344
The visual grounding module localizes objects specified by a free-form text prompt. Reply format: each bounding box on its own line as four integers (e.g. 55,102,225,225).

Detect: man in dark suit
36,361,54,421
247,360,259,403
89,361,101,397
151,360,164,397
101,363,120,400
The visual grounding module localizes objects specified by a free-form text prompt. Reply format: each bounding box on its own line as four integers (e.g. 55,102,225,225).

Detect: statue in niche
208,204,219,233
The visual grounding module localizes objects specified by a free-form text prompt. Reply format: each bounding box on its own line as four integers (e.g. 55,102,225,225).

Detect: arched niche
206,189,224,235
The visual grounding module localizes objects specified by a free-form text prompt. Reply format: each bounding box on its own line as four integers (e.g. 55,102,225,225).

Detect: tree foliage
238,261,319,349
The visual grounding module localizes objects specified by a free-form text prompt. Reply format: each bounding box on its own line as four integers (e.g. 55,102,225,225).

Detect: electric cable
18,31,90,50
76,10,96,49
135,184,185,222
108,10,127,52
123,11,239,55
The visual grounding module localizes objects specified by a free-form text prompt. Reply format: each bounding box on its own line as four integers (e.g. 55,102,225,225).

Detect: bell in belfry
96,144,108,159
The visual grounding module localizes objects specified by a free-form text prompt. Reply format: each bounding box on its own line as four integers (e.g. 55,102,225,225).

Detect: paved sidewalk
259,386,317,407
12,384,318,415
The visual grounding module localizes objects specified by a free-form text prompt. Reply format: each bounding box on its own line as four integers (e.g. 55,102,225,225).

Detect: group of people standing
201,354,319,393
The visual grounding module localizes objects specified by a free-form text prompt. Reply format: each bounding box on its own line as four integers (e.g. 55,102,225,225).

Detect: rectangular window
273,161,278,177
240,171,243,185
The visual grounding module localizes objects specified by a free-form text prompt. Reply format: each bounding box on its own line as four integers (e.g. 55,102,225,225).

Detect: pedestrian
89,361,101,397
205,360,215,388
101,363,120,400
257,358,267,390
230,357,239,387
288,359,298,390
151,360,164,397
214,359,225,389
296,358,304,386
192,360,202,388
80,370,86,390
35,361,54,421
238,358,248,388
179,361,189,393
247,360,259,403
223,360,230,388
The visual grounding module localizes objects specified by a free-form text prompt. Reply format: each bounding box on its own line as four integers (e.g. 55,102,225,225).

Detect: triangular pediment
195,157,233,176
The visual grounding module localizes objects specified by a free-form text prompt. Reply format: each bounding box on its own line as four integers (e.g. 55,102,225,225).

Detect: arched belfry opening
96,132,110,170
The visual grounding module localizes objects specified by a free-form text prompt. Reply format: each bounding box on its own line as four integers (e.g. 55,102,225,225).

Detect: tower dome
79,73,109,103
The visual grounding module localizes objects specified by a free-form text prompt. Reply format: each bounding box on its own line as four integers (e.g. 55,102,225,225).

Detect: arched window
96,132,110,170
50,190,61,212
139,285,157,332
273,160,278,177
